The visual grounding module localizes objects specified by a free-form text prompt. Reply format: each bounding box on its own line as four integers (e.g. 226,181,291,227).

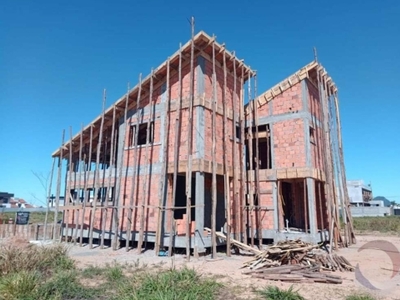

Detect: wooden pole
112,85,129,250
211,38,217,259
155,58,171,254
53,129,65,242
334,92,356,244
248,77,255,247
239,65,247,243
222,48,231,256
126,75,142,251
138,70,154,254
101,108,116,249
184,16,195,260
64,126,73,240
89,89,107,249
80,125,93,246
253,74,262,248
318,71,336,251
232,53,239,240
74,123,84,245
169,45,183,256
44,157,56,241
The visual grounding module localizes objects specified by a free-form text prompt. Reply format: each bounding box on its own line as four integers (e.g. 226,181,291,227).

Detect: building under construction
51,29,355,256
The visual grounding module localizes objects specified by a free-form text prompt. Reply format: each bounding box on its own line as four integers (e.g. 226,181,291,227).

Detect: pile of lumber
242,239,354,284
245,264,343,284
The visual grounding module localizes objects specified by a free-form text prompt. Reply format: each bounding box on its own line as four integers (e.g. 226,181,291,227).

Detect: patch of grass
81,265,107,279
258,285,305,300
0,244,74,275
353,216,400,232
346,294,375,300
115,268,221,300
36,270,102,300
0,271,40,300
105,263,124,282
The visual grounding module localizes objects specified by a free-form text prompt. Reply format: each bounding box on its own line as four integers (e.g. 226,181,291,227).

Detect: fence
0,223,61,241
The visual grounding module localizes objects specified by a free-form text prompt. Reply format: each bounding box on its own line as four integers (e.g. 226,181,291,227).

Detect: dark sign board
15,212,30,225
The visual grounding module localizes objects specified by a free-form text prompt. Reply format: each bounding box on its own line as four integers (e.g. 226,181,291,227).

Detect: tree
31,158,56,240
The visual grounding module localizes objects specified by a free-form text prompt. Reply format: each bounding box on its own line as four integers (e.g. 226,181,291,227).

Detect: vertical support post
80,125,93,246
211,38,217,258
155,58,171,254
44,157,56,241
319,72,337,250
53,129,65,242
231,53,239,240
334,92,356,244
65,126,73,239
89,89,107,249
126,75,142,251
248,77,255,247
185,16,195,260
113,85,129,250
74,123,84,245
138,70,154,253
239,65,247,243
222,48,231,256
253,74,262,247
169,45,183,256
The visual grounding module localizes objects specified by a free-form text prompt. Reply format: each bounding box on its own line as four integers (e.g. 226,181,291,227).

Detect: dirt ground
35,233,400,300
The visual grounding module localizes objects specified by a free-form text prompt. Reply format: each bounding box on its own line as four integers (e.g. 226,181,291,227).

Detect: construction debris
242,239,354,284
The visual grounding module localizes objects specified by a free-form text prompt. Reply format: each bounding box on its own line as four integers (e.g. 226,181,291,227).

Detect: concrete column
306,178,317,235
195,171,205,253
273,182,278,230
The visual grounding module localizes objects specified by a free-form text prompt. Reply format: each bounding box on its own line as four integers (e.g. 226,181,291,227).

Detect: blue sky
1,0,399,205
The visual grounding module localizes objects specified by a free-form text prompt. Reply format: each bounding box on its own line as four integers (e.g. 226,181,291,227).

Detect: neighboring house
51,30,351,252
0,192,14,205
347,180,373,206
373,196,391,207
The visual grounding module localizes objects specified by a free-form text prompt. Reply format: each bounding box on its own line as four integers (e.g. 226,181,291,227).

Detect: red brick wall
273,119,306,168
271,82,303,115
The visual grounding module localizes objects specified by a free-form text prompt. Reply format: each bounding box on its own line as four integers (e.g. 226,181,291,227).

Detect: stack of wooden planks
242,239,354,284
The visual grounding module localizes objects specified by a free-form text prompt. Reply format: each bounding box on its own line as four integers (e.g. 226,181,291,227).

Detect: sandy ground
34,234,400,299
